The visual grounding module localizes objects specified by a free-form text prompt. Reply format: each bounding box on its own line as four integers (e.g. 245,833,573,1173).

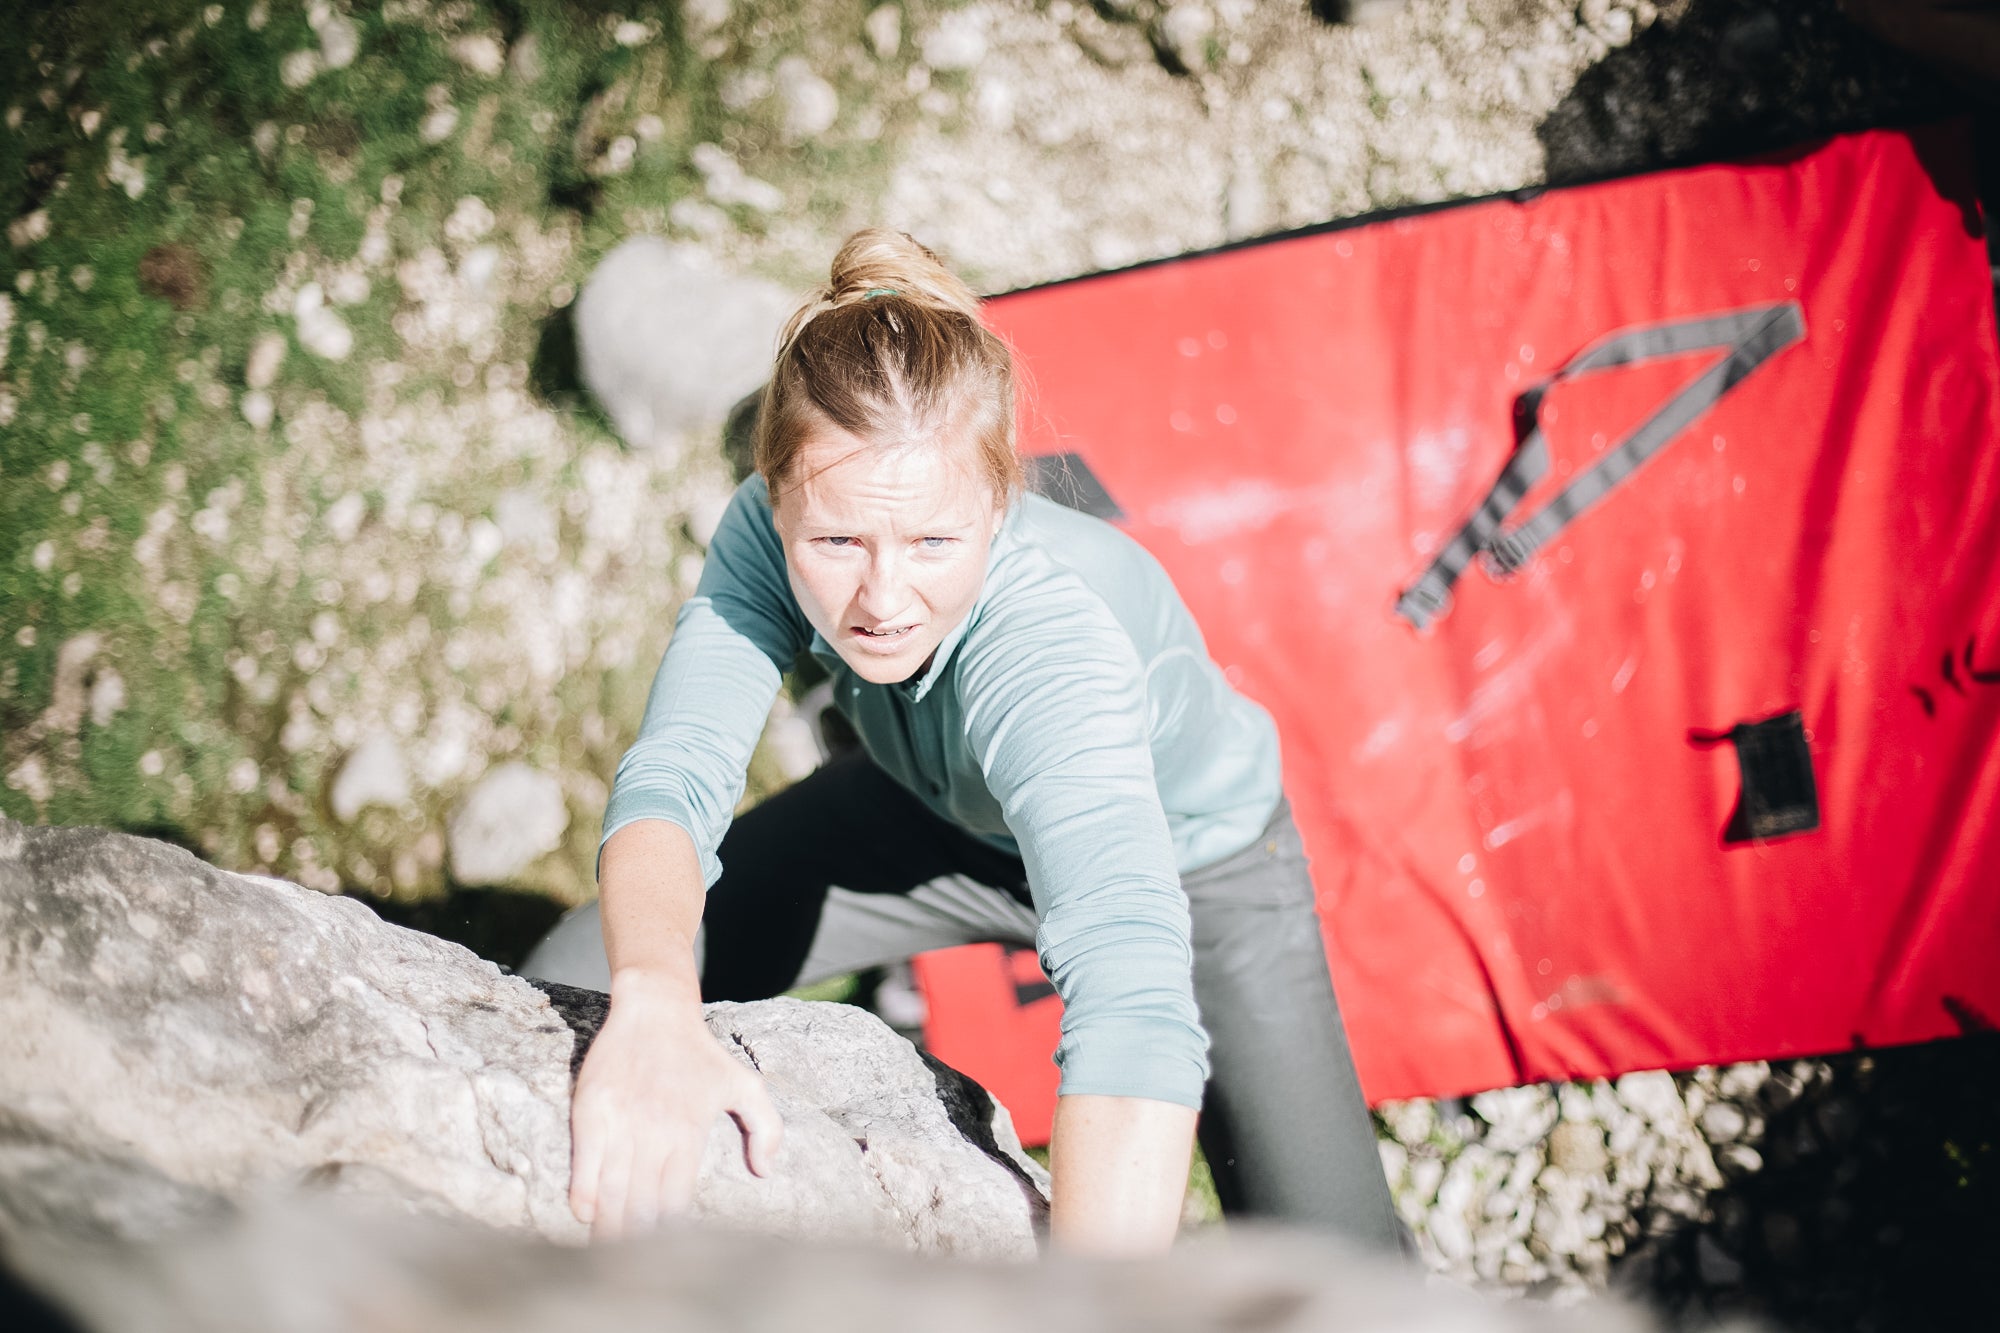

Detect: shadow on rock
1537,0,1954,187
526,304,614,438
1611,1028,2000,1332
0,1265,80,1333
359,884,569,974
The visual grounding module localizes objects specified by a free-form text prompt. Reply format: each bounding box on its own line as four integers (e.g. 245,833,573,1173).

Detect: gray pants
523,754,1399,1248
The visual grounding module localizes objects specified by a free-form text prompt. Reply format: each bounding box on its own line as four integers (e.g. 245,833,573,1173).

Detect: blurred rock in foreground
6,1193,1672,1333
0,818,1045,1258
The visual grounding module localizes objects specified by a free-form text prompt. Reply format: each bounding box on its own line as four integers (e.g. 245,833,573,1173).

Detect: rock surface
7,1197,1667,1333
572,237,793,455
0,818,1047,1258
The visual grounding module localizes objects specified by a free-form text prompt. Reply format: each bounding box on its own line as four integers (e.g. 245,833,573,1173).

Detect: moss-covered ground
0,0,930,903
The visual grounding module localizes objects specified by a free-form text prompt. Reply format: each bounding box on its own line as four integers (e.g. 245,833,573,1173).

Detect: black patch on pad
1722,710,1820,843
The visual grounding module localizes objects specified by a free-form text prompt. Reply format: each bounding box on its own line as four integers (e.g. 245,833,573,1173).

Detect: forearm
571,820,783,1236
1048,1094,1198,1256
597,819,707,1009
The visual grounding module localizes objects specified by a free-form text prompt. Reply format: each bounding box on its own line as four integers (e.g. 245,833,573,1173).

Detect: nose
855,552,909,622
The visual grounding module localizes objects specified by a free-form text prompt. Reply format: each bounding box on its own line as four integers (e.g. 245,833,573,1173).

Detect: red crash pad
915,124,2000,1143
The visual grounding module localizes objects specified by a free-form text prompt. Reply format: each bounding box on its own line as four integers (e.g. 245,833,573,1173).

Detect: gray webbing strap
1394,301,1805,630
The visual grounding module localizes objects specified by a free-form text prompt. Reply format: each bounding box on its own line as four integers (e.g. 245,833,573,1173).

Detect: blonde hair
756,228,1021,504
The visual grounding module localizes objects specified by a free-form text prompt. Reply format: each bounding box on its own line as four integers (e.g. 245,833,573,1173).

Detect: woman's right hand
566,969,785,1238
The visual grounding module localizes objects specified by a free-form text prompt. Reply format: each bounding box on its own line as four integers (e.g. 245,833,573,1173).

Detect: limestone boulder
444,761,568,886
328,732,412,823
7,1193,1670,1333
0,818,1046,1257
571,237,792,454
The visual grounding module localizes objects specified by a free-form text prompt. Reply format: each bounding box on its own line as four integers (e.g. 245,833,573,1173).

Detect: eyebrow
797,516,981,537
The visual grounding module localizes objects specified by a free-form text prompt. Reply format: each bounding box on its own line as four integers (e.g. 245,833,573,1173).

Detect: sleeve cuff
1052,1014,1210,1110
596,802,722,888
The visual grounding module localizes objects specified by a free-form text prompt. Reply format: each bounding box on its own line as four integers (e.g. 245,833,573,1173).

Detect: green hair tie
862,287,899,300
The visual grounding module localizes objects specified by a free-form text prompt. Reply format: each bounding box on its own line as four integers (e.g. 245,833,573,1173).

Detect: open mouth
853,624,915,641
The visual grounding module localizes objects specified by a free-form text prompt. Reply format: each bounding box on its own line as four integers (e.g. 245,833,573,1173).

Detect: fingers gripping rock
541,984,1048,1256
0,821,1045,1258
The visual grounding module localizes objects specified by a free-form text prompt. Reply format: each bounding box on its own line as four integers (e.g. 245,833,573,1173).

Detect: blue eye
821,536,858,547
920,537,952,549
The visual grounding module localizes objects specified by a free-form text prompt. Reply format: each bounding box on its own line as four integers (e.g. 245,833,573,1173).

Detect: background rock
1374,1033,2000,1328
572,237,792,455
445,762,568,886
775,56,840,142
329,732,412,823
243,332,286,390
0,818,1047,1258
0,0,1948,913
866,4,903,60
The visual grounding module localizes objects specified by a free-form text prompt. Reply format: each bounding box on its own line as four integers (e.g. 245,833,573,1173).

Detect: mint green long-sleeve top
602,474,1283,1108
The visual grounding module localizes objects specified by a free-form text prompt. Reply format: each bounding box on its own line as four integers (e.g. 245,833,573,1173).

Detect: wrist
609,963,702,1015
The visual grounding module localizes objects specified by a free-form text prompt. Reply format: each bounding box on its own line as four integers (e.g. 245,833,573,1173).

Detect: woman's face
772,426,1005,686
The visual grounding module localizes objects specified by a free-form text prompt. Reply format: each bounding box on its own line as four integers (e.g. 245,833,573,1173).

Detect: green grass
0,0,924,903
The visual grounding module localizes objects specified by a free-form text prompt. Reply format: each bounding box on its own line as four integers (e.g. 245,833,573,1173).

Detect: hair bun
758,227,1022,503
824,228,983,320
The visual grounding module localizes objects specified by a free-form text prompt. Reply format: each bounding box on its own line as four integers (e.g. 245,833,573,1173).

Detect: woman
561,229,1399,1255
